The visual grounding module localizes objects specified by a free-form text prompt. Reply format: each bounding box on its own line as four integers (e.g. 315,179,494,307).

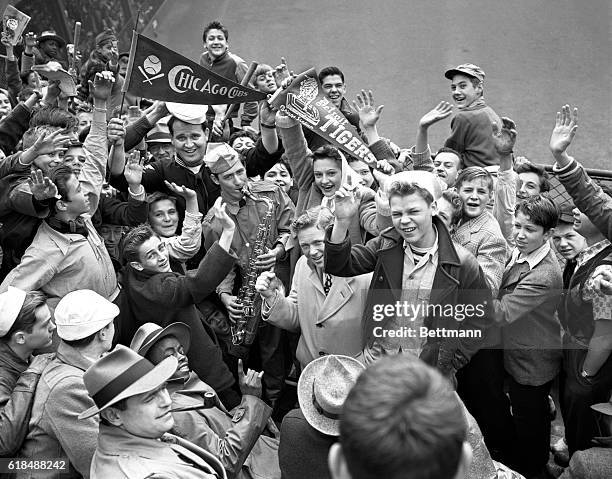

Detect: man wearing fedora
0,287,54,456
145,123,175,165
83,345,227,479
279,354,364,479
130,322,281,479
17,290,118,478
21,30,68,70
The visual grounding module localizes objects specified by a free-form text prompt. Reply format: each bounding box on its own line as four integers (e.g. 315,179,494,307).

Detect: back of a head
339,356,467,479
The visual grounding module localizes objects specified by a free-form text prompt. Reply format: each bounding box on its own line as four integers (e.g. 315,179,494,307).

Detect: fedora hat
130,322,191,357
79,345,177,419
297,355,364,436
37,31,66,48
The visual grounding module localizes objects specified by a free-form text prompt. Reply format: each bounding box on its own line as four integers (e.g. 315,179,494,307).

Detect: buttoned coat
263,255,372,367
324,217,493,376
496,249,563,386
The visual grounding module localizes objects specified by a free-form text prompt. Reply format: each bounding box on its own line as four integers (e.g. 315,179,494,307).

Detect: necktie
323,274,333,295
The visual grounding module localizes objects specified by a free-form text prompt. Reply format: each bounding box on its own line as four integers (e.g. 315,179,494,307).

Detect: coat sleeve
493,169,517,248
444,114,467,154
81,107,109,214
244,138,283,178
164,211,203,262
174,395,271,477
0,247,58,293
99,194,149,227
0,103,32,155
45,377,99,478
324,228,381,277
358,191,380,236
263,283,300,332
276,121,314,191
555,158,612,242
474,234,507,297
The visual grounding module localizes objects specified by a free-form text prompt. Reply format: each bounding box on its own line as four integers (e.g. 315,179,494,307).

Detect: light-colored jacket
263,255,372,367
18,342,98,478
91,424,225,479
170,373,280,479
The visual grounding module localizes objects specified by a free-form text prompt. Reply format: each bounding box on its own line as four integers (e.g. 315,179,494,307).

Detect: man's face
254,70,277,93
349,160,374,189
552,222,587,260
171,121,207,167
205,29,228,59
135,236,171,273
77,112,92,134
22,305,55,351
263,162,292,193
390,193,436,247
215,161,248,203
116,385,174,439
99,40,118,62
513,211,552,255
148,199,179,238
99,224,126,260
321,74,346,108
63,145,86,176
148,143,174,163
450,74,481,109
147,336,190,381
517,172,542,200
313,158,342,198
40,39,60,57
457,177,492,219
298,225,326,268
60,175,90,217
230,136,255,155
433,152,461,187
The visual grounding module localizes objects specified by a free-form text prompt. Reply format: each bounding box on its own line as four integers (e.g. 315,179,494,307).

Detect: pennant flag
269,68,376,165
32,62,77,96
3,5,31,46
123,32,267,105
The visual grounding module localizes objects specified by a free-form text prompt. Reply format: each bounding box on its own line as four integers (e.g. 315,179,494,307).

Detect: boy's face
517,172,542,200
255,70,277,93
40,39,60,57
513,211,553,255
20,305,55,351
264,162,292,193
134,236,171,273
450,74,482,109
205,29,228,59
552,222,587,260
390,193,436,248
230,136,255,154
457,177,492,219
572,207,600,240
433,152,461,187
214,161,248,202
321,74,346,108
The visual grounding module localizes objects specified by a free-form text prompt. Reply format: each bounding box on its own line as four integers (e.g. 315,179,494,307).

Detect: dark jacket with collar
324,216,493,375
119,241,236,392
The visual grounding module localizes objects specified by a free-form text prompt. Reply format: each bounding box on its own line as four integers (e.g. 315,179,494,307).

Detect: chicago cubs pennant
123,32,266,104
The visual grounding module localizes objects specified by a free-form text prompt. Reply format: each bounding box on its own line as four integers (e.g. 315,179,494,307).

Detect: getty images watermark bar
0,458,69,473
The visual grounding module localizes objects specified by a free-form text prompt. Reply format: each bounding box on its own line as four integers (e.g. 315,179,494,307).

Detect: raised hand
222,295,243,324
550,104,578,156
124,153,144,185
28,170,58,201
164,180,197,201
89,71,115,102
255,244,284,270
273,57,290,86
492,117,517,156
419,101,453,128
353,89,384,130
259,99,277,125
334,177,361,223
211,196,235,231
107,117,125,145
23,32,36,54
237,359,263,398
255,271,282,299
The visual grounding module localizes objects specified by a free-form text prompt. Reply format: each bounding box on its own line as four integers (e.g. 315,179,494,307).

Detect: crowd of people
0,13,610,479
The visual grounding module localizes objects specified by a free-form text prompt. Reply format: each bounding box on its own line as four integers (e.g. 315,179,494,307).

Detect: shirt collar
511,241,550,270
403,226,439,261
576,239,612,268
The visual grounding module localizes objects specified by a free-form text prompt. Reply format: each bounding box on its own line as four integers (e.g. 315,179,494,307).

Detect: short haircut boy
514,161,551,193
455,166,494,193
515,195,559,232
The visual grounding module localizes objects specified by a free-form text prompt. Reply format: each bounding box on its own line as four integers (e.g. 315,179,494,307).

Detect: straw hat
297,355,364,436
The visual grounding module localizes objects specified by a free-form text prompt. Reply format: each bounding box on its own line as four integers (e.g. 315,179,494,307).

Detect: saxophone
231,187,275,346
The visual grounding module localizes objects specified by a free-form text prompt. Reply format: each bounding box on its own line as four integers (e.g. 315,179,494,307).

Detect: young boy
444,64,502,168
494,195,563,477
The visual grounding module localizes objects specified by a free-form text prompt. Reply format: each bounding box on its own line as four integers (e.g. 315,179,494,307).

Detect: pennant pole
207,61,258,142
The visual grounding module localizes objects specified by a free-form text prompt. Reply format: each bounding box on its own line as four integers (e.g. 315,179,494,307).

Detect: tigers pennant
123,32,266,104
269,68,376,165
